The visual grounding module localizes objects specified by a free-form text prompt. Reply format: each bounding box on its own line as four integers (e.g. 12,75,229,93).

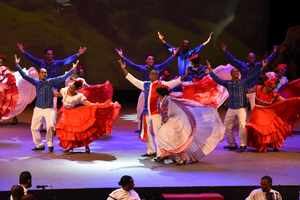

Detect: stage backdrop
0,0,272,90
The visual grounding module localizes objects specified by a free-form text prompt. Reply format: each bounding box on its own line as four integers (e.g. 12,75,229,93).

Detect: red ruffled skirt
247,98,300,152
0,68,18,119
79,81,113,103
56,101,121,149
279,79,300,98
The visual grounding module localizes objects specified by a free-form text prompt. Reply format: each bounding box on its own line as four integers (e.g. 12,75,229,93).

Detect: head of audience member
69,79,83,95
38,68,48,80
230,68,241,80
145,55,155,67
44,48,55,63
180,40,190,52
11,185,25,200
118,175,135,191
19,171,32,189
149,70,159,82
275,63,287,77
247,52,256,64
156,86,170,99
21,194,36,200
260,176,273,192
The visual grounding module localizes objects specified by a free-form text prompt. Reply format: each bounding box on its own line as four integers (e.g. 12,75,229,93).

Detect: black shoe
11,117,18,125
273,148,279,152
153,157,165,163
141,153,156,157
32,146,45,151
224,145,238,151
48,146,54,153
237,146,247,152
85,146,91,154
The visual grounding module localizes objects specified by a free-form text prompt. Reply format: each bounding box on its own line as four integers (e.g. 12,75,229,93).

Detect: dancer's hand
14,54,21,64
16,43,25,53
202,32,213,46
272,45,278,53
118,59,126,69
78,46,87,56
72,60,80,69
115,48,124,58
158,31,166,43
262,59,268,69
220,43,227,52
206,60,213,72
173,47,180,56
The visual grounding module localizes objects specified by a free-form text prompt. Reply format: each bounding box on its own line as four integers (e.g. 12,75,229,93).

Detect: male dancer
221,44,278,109
157,31,213,76
207,60,268,152
118,59,184,157
14,55,78,152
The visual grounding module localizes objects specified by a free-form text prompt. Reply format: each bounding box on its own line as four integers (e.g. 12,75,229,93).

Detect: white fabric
224,108,247,147
107,188,141,200
245,188,282,200
157,97,225,161
141,114,156,154
65,76,89,87
31,107,56,147
125,73,144,90
275,76,288,92
60,87,87,108
1,67,38,121
136,91,144,128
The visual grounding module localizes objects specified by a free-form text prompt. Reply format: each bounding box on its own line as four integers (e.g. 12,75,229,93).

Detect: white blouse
60,87,87,108
106,188,141,200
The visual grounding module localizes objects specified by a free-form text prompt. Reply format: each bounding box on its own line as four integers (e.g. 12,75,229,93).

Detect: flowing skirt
278,79,300,98
79,80,114,103
0,67,37,120
157,98,225,162
247,98,300,152
56,101,121,149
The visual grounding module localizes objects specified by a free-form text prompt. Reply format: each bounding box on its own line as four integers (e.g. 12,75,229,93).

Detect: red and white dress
56,87,120,150
246,85,300,152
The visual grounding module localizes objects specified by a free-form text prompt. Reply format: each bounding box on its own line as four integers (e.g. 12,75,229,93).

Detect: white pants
136,92,144,129
41,95,57,130
31,107,56,147
142,114,161,154
224,108,247,147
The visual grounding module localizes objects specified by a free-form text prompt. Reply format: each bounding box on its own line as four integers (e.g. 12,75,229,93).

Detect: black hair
73,80,83,90
118,175,133,187
19,171,31,185
261,176,273,185
11,185,24,200
156,87,170,96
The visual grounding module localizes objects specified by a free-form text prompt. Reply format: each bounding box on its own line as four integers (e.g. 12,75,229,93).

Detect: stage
1,107,300,199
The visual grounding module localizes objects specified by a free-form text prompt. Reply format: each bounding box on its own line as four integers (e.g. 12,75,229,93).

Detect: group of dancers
1,31,300,165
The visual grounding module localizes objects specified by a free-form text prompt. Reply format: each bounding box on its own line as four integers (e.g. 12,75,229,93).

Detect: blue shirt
123,55,175,81
224,50,276,88
164,43,205,76
209,69,261,109
23,51,78,78
16,64,74,109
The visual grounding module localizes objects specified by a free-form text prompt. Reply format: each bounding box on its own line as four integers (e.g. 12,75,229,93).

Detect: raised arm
49,60,78,85
154,54,175,71
188,32,213,55
115,48,146,73
265,45,278,63
56,46,87,65
206,60,228,87
17,43,43,67
162,77,182,89
118,59,144,90
158,31,175,52
243,60,266,88
14,54,38,86
221,43,247,71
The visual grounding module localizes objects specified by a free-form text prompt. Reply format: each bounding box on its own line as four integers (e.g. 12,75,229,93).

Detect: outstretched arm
158,31,174,52
265,45,278,63
189,32,213,55
14,54,38,86
162,77,182,89
243,60,267,88
118,59,144,90
49,60,78,85
115,48,146,73
17,43,43,67
56,46,87,66
154,54,175,71
206,60,228,87
222,45,247,72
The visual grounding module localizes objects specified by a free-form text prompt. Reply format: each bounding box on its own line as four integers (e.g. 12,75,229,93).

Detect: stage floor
1,107,300,191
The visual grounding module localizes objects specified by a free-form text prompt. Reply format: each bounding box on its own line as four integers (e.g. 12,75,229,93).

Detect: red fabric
79,81,113,103
0,66,19,119
162,193,224,200
182,76,219,108
247,97,300,152
149,81,163,115
278,78,300,98
56,101,121,149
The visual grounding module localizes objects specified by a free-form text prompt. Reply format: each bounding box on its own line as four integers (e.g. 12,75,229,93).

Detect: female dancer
56,80,120,153
155,86,225,164
246,76,300,152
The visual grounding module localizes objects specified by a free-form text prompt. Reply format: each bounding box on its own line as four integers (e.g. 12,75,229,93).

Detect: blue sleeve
163,42,175,53
154,55,175,71
224,50,248,72
55,54,78,66
23,51,43,68
15,64,38,86
265,51,277,63
189,44,205,55
209,71,228,87
49,68,75,85
243,66,262,88
122,56,146,73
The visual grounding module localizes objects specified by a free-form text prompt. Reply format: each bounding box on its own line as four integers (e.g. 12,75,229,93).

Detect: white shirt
107,188,141,200
246,188,282,200
60,87,87,108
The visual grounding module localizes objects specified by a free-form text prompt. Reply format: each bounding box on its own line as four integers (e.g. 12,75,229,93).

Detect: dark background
0,0,299,90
